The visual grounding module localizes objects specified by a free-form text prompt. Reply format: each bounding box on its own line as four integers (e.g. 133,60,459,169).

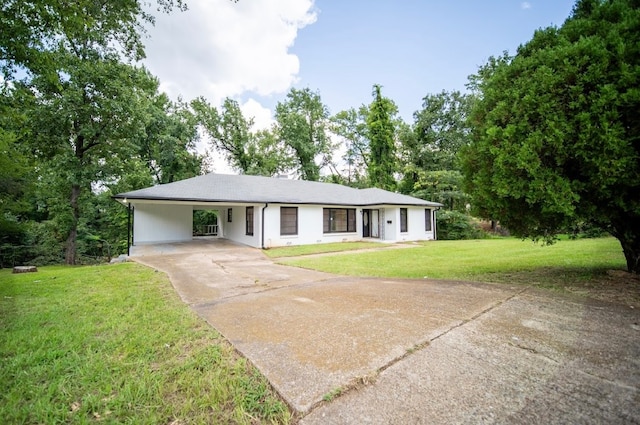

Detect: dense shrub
437,210,487,240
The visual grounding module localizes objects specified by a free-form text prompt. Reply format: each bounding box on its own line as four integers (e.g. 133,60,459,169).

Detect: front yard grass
0,263,290,424
263,241,388,258
280,237,637,304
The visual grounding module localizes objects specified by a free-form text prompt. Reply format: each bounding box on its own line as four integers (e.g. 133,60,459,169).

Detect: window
227,208,232,223
400,208,408,232
323,208,356,233
425,209,432,232
280,207,298,235
246,207,254,236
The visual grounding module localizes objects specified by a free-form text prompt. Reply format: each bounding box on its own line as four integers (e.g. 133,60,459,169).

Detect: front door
363,210,370,237
363,209,379,238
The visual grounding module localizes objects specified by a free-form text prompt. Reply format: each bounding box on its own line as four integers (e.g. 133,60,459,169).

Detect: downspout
434,207,440,241
261,203,269,249
127,203,132,256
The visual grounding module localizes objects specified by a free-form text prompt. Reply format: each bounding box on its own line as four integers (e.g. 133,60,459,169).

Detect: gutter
261,203,268,249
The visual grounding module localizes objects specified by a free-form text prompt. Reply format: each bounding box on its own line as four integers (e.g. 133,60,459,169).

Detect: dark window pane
280,207,298,235
323,209,330,233
246,207,254,235
425,209,432,231
323,208,357,233
347,209,356,232
400,208,408,232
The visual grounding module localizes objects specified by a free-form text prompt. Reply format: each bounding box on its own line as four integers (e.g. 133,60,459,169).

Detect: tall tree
366,84,398,191
244,129,293,176
24,61,158,264
0,0,186,79
331,106,370,186
140,95,202,184
0,83,33,247
398,90,472,208
461,0,640,273
193,97,290,176
275,87,332,181
401,91,471,172
2,0,186,264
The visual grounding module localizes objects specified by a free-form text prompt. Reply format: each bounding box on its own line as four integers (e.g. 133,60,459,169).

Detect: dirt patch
565,269,640,306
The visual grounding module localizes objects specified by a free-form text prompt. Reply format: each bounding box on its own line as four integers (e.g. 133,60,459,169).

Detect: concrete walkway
133,239,640,423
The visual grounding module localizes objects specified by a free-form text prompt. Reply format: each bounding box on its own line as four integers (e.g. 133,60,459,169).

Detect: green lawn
263,241,389,258
0,263,290,424
280,237,627,289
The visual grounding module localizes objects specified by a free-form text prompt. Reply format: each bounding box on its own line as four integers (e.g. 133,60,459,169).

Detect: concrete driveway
133,239,640,423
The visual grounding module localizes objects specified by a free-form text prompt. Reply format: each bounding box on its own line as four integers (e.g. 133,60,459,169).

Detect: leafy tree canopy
330,105,370,187
461,0,640,272
1,0,186,80
275,87,332,181
399,90,472,196
367,84,399,191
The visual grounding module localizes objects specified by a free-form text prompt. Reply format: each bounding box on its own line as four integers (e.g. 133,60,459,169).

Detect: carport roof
114,173,443,207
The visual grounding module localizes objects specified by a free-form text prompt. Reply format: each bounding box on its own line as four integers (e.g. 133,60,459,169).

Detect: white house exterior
113,174,443,250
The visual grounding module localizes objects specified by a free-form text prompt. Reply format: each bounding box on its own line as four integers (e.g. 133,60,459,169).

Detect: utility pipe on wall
261,203,269,249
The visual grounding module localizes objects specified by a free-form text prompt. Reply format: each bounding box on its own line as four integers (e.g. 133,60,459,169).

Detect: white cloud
521,2,532,9
240,98,274,131
143,0,317,105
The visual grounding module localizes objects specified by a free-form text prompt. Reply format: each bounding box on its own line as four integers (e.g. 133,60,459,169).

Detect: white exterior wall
133,203,192,244
222,206,261,248
131,201,437,249
262,204,363,248
389,206,436,242
382,208,396,241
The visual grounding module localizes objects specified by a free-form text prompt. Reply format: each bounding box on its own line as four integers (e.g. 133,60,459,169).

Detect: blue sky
144,0,576,126
288,1,576,120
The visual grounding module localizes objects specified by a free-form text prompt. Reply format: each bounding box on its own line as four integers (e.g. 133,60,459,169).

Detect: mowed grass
0,263,290,424
280,237,627,289
263,241,388,258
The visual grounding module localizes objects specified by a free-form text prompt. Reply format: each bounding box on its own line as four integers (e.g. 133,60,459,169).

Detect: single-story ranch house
113,173,443,250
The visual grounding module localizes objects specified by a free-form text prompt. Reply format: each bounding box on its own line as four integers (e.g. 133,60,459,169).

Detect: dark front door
363,209,370,238
363,209,379,238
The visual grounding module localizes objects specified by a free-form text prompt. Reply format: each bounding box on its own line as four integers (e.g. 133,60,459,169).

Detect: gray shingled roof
114,173,443,207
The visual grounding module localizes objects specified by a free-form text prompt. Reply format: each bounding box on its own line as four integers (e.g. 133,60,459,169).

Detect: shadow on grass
476,266,640,305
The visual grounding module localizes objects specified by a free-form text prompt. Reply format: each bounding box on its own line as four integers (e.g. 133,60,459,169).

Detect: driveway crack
300,286,531,420
430,285,530,343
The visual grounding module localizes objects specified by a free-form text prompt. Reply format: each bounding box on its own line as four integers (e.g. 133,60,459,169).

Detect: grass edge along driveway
278,237,634,304
0,263,291,424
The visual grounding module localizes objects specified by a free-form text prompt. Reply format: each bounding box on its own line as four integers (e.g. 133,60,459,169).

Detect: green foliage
366,84,398,190
139,95,202,184
275,87,333,181
245,128,294,176
21,60,159,264
1,0,201,265
436,210,486,240
399,90,472,195
331,106,370,186
0,83,33,247
193,97,291,176
0,263,290,423
0,0,186,79
461,0,640,273
405,170,470,212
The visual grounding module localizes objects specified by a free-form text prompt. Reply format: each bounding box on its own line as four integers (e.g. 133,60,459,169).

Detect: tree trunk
620,236,640,274
65,184,81,265
610,217,640,274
